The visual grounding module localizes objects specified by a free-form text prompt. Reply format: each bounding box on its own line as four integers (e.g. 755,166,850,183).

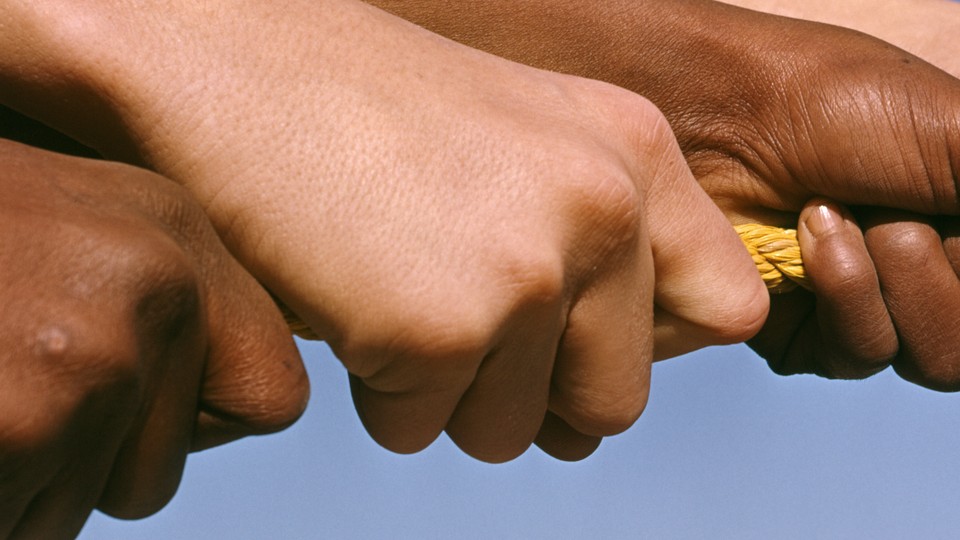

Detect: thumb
192,247,310,451
641,122,769,360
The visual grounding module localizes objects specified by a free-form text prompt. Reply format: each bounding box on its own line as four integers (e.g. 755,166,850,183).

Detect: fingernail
805,203,841,236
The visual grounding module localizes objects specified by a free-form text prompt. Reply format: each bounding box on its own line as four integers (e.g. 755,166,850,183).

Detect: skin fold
0,139,308,538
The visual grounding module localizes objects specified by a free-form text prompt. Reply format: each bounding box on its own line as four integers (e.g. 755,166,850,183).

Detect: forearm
716,0,960,77
0,0,426,194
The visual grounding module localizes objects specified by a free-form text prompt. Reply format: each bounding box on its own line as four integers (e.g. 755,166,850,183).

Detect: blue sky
79,340,960,539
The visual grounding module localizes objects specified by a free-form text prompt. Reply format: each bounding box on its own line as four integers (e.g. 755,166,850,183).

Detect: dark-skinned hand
0,139,309,539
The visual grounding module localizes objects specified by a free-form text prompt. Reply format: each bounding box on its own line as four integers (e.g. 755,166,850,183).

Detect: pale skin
0,0,769,466
0,139,309,538
359,0,960,388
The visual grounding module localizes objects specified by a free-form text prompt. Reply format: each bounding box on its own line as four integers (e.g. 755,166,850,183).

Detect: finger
861,210,960,391
350,352,477,455
3,371,133,539
0,449,51,539
9,431,120,540
795,200,897,377
98,166,310,450
191,250,310,451
645,130,770,358
10,494,90,540
444,299,562,463
746,289,821,375
548,244,653,438
97,268,208,519
533,411,602,462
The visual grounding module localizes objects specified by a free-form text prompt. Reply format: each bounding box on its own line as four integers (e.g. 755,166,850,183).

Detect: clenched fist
0,139,308,538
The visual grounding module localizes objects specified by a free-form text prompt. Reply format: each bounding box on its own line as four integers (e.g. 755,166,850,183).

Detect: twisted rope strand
282,224,808,339
734,223,808,293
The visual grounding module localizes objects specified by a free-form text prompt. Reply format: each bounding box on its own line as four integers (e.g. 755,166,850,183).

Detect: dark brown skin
0,139,309,538
361,0,960,388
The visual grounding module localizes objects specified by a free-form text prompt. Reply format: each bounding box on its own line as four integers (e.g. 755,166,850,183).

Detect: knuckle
393,313,492,365
574,168,643,243
873,225,931,260
77,218,202,325
497,248,566,310
91,224,204,343
134,263,203,344
0,324,141,456
624,95,678,161
808,231,876,292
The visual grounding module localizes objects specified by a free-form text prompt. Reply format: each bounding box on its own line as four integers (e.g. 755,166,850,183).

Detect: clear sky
78,339,960,539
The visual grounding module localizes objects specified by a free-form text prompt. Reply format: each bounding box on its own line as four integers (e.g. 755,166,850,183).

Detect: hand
356,0,960,389
0,0,768,461
633,7,960,388
0,139,308,538
754,200,960,390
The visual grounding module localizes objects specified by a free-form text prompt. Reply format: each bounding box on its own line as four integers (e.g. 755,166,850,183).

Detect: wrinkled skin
0,139,308,538
0,0,769,462
358,0,960,389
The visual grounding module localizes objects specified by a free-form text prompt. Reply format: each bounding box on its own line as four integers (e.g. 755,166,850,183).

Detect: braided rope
734,224,808,294
282,224,807,339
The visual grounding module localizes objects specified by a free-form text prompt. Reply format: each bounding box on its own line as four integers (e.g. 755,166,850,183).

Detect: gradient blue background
78,340,960,539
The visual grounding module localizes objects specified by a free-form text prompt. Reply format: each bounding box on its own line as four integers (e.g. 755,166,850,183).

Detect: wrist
0,1,148,158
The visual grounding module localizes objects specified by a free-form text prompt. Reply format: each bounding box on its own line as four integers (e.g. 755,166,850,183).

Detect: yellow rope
734,224,808,294
282,224,807,339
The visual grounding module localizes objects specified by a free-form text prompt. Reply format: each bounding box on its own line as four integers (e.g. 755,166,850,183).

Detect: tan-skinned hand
0,0,768,462
0,139,308,538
